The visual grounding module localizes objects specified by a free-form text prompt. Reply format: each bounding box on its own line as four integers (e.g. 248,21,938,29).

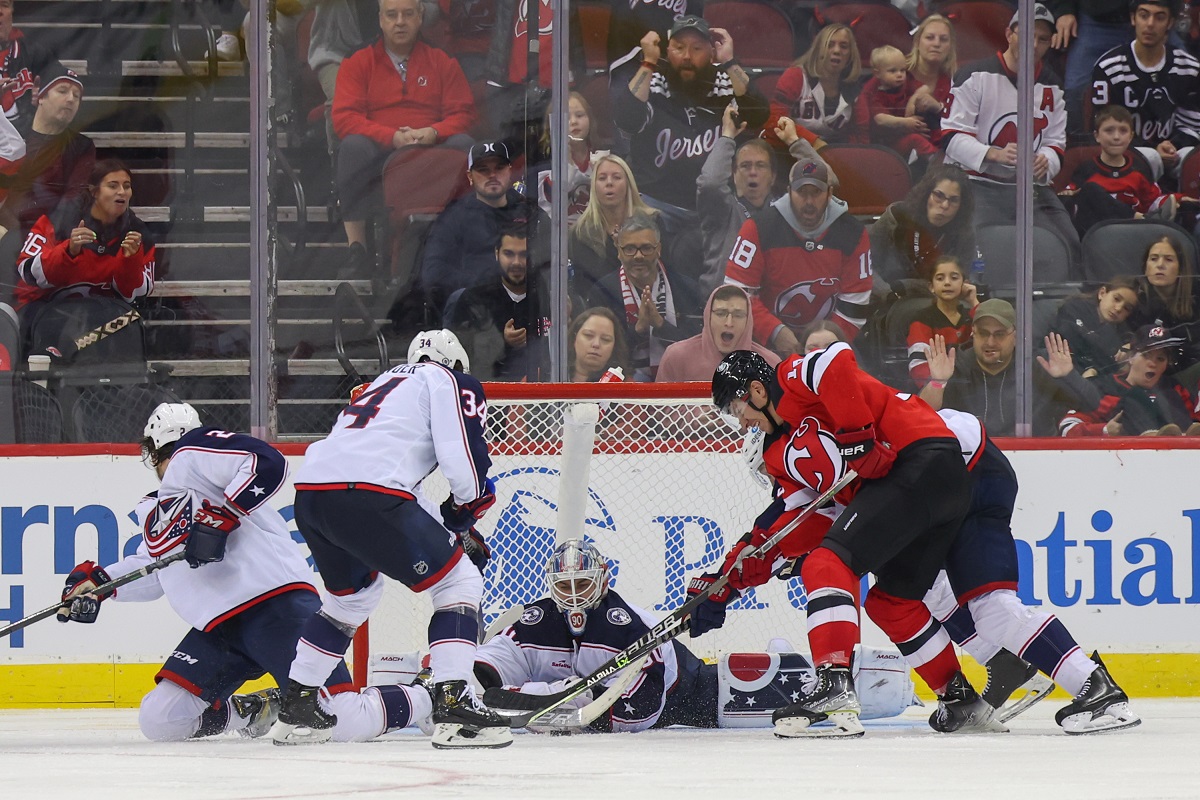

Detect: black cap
468,141,512,170
37,61,84,98
668,14,710,41
1130,324,1185,355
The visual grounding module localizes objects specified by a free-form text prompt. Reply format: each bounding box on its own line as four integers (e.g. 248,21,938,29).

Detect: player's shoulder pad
584,592,650,649
177,426,284,462
797,341,854,393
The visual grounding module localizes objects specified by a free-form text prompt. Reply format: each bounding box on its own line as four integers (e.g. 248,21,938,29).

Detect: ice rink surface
0,699,1194,799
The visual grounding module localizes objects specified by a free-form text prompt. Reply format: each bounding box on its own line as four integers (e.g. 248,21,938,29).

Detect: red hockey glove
835,423,896,480
721,530,779,591
58,560,113,623
186,501,240,568
686,573,739,638
441,478,497,533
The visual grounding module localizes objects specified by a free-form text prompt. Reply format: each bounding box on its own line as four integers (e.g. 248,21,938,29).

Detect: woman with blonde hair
568,154,658,298
766,23,862,149
905,14,957,144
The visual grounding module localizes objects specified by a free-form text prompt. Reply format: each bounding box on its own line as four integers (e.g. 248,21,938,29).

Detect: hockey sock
428,605,480,683
192,700,230,738
800,548,859,668
941,605,1003,666
865,586,961,696
967,591,1092,695
289,613,353,688
376,684,432,732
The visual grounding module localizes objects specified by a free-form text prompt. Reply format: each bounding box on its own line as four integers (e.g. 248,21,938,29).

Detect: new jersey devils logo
781,417,845,494
989,112,1050,150
775,279,839,329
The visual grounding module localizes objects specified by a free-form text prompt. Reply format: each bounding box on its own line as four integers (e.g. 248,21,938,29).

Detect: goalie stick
487,469,858,729
0,552,186,639
489,653,652,733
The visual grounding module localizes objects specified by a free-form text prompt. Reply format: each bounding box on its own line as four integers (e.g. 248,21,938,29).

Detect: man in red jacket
332,0,475,275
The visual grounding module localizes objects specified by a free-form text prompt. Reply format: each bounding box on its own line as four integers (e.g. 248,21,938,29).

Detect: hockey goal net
351,382,810,685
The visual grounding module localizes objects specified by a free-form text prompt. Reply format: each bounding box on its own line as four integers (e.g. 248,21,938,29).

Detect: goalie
475,540,915,731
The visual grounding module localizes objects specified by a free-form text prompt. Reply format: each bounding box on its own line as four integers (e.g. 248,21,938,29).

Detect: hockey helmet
712,350,776,415
546,539,610,636
141,402,202,468
408,329,471,374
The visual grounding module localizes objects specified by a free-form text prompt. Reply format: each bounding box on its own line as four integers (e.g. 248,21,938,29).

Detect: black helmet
713,350,776,413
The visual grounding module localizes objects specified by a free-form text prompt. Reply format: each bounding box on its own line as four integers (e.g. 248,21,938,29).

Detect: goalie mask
141,402,202,469
546,539,609,636
408,329,471,374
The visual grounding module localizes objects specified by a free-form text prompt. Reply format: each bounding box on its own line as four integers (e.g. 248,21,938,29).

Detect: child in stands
852,45,937,168
1050,276,1140,377
906,255,978,387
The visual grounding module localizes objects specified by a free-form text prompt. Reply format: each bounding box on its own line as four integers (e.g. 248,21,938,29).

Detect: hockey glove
722,530,779,591
58,560,113,623
440,478,497,533
835,423,896,480
185,501,240,568
460,527,491,571
686,573,739,638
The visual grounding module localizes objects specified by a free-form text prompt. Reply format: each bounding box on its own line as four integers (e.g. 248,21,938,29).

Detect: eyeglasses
711,309,748,320
930,189,962,207
620,243,660,257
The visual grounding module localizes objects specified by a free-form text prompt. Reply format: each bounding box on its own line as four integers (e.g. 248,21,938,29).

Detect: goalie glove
58,560,113,623
686,573,739,638
440,478,497,533
835,423,895,480
460,527,491,571
186,501,240,568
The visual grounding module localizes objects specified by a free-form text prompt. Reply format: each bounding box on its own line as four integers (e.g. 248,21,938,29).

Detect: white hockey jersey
110,427,317,631
942,54,1066,185
295,362,491,507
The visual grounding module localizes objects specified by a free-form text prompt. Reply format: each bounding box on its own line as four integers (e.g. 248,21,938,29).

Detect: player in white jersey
271,330,513,749
57,403,435,743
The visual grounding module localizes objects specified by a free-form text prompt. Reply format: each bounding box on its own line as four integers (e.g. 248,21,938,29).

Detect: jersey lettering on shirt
1090,42,1200,146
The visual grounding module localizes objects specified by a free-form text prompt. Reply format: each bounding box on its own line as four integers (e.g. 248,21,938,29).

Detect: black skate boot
983,649,1055,723
930,671,1009,733
1054,652,1141,735
431,680,514,749
231,687,281,738
771,665,864,739
269,683,337,745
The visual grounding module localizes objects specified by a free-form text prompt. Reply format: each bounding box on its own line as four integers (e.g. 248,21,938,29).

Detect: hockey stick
37,308,142,362
488,469,858,729
0,552,186,639
525,654,651,733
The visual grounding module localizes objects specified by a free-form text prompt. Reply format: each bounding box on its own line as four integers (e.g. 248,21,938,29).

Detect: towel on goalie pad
717,644,916,727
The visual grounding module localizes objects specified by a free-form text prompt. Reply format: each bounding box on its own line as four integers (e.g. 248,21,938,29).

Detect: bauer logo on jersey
143,491,196,558
607,607,632,626
520,606,544,625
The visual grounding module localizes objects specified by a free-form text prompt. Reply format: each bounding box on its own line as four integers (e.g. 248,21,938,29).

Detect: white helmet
546,539,610,636
407,329,470,374
143,402,202,451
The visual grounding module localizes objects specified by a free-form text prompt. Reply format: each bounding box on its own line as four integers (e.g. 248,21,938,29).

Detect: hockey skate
930,671,1009,733
269,683,338,745
1055,652,1141,735
983,650,1055,724
410,666,436,736
231,688,281,738
431,680,514,749
771,665,864,739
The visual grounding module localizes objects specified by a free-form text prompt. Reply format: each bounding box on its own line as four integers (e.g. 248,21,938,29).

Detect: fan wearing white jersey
271,330,513,749
57,403,434,743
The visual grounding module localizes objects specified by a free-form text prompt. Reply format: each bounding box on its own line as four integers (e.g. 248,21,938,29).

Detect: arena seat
818,144,912,216
382,146,470,281
938,1,1013,64
704,0,796,69
1080,219,1199,285
975,224,1072,288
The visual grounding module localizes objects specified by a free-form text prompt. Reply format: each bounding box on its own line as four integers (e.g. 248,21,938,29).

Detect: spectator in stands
1060,105,1196,237
905,255,978,388
919,299,1101,436
445,223,550,381
724,156,873,354
655,284,779,382
905,14,957,145
535,91,608,226
586,211,703,381
1087,0,1200,181
569,154,658,299
765,23,862,150
0,0,54,130
611,16,768,215
332,0,475,276
851,45,937,168
1050,275,1141,377
1047,0,1134,138
14,159,155,343
869,164,977,292
1127,235,1200,366
419,140,548,323
1060,323,1200,436
799,319,844,353
568,306,630,382
698,110,830,296
942,4,1081,276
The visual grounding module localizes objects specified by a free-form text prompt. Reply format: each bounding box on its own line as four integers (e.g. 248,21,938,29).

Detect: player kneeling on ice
477,540,916,731
271,330,512,749
57,403,435,743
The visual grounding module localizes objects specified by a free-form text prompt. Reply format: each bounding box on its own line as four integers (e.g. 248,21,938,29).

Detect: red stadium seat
576,2,612,71
704,1,797,69
938,1,1013,65
383,147,470,278
818,143,912,216
812,2,912,68
577,74,614,149
1181,149,1200,198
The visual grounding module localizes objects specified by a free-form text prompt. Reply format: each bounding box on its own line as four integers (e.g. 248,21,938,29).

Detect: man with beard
611,15,768,215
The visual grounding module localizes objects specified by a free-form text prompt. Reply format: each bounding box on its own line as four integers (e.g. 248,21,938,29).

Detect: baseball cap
789,157,830,191
973,298,1016,330
37,61,84,98
1130,324,1185,355
1010,3,1056,29
668,14,710,41
468,141,511,170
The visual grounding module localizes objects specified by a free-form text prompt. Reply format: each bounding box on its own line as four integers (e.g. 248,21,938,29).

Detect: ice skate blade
269,720,334,746
997,674,1055,723
1060,703,1142,735
431,722,514,749
773,711,864,739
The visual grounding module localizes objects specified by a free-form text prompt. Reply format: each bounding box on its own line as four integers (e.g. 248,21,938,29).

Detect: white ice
0,699,1194,799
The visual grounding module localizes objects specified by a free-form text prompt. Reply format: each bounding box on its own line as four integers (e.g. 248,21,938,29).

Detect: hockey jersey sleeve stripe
801,341,850,393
